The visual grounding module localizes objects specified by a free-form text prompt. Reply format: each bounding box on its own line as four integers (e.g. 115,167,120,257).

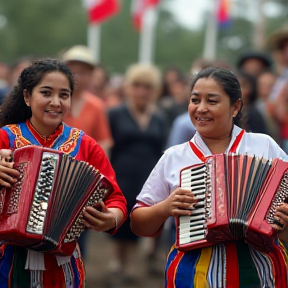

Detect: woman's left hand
82,201,116,232
273,203,288,243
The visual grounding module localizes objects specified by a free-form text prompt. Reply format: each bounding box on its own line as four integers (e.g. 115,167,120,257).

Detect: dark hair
236,69,258,104
191,67,243,127
0,59,74,127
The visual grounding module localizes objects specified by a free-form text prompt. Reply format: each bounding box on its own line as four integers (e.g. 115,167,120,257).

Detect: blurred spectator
255,69,280,142
158,66,190,130
189,58,214,76
107,63,166,285
0,62,9,88
166,112,196,148
0,62,10,104
236,50,273,77
62,45,113,154
236,70,269,134
266,25,288,151
9,57,32,87
89,64,110,101
161,66,183,97
61,45,113,260
0,58,31,104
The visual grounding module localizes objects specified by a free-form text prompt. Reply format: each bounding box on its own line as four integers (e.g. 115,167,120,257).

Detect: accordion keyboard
178,163,212,245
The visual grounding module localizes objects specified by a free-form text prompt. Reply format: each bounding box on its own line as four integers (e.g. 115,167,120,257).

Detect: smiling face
188,77,241,140
24,71,72,136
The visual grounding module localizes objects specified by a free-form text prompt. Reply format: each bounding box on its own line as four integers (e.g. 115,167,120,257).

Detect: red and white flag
132,0,160,31
84,0,119,24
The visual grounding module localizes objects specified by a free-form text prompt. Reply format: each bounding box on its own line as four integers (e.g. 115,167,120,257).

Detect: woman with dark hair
131,67,288,288
0,59,127,287
236,69,270,135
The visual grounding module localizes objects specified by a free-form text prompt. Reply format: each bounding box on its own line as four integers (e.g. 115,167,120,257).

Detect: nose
50,94,61,106
198,100,208,113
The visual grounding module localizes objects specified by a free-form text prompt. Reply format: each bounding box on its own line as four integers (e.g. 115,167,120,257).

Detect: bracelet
109,210,117,229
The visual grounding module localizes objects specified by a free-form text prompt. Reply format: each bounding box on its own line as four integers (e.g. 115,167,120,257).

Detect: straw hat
62,45,96,68
266,26,288,51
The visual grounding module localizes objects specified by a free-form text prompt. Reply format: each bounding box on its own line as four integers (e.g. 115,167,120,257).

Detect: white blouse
135,125,287,207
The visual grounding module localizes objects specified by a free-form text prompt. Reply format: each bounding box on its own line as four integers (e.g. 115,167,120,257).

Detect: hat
236,50,273,69
266,26,288,51
62,45,96,68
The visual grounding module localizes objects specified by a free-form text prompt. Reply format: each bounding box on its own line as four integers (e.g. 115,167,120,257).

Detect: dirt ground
84,231,169,288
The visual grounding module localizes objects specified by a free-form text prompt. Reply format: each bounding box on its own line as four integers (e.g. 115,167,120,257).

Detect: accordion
176,153,288,253
0,145,112,255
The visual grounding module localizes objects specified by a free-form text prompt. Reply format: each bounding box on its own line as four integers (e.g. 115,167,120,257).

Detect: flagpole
138,6,158,63
88,23,101,63
203,0,219,60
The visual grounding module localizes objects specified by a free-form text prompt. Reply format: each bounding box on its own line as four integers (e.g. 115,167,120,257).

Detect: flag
84,0,119,24
132,0,160,31
217,0,231,28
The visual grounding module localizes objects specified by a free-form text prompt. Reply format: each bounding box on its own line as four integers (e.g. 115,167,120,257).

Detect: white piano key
190,208,206,215
179,233,205,245
180,224,205,234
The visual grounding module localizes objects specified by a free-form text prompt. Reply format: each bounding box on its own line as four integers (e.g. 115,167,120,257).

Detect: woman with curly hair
0,58,127,288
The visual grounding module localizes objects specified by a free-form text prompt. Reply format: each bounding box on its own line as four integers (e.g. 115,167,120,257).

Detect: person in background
166,111,196,148
158,66,190,131
105,74,125,109
236,50,273,78
0,62,10,104
107,63,166,285
89,64,110,102
0,58,32,104
236,69,270,135
61,45,113,260
61,45,113,155
130,67,288,288
267,26,288,152
255,69,280,142
0,59,126,287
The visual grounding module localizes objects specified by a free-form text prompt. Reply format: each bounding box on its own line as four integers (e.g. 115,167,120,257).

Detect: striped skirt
0,244,85,288
164,240,288,288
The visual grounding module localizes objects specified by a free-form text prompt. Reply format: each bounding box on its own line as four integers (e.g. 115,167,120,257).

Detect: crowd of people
0,24,287,288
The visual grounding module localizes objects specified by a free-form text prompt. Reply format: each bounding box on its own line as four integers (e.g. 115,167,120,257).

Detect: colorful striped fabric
164,240,288,288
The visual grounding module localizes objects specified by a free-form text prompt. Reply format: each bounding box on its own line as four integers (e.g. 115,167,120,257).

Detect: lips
196,117,212,122
45,110,62,116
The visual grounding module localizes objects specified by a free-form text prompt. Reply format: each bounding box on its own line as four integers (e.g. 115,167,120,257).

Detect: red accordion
176,153,288,253
0,146,112,255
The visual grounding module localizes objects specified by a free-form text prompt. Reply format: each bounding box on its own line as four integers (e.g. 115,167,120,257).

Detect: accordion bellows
0,146,112,255
176,153,288,253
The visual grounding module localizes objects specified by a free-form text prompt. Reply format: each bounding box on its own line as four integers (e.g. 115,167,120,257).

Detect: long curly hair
0,59,75,128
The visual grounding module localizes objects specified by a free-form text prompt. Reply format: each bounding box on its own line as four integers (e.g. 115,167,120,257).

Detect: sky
162,0,210,30
161,0,285,30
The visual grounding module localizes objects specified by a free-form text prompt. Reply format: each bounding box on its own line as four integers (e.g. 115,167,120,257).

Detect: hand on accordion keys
166,187,198,217
272,202,288,244
0,149,20,188
82,200,117,232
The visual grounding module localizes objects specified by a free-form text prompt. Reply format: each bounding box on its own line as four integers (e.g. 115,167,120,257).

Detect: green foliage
0,0,287,74
0,0,204,73
0,0,87,63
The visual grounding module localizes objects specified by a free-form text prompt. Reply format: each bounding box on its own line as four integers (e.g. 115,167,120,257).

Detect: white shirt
135,125,287,207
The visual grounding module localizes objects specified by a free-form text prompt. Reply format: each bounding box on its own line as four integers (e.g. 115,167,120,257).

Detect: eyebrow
40,86,71,93
191,91,220,97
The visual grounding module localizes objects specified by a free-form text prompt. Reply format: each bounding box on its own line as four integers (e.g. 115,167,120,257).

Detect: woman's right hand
164,187,198,217
0,149,19,188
